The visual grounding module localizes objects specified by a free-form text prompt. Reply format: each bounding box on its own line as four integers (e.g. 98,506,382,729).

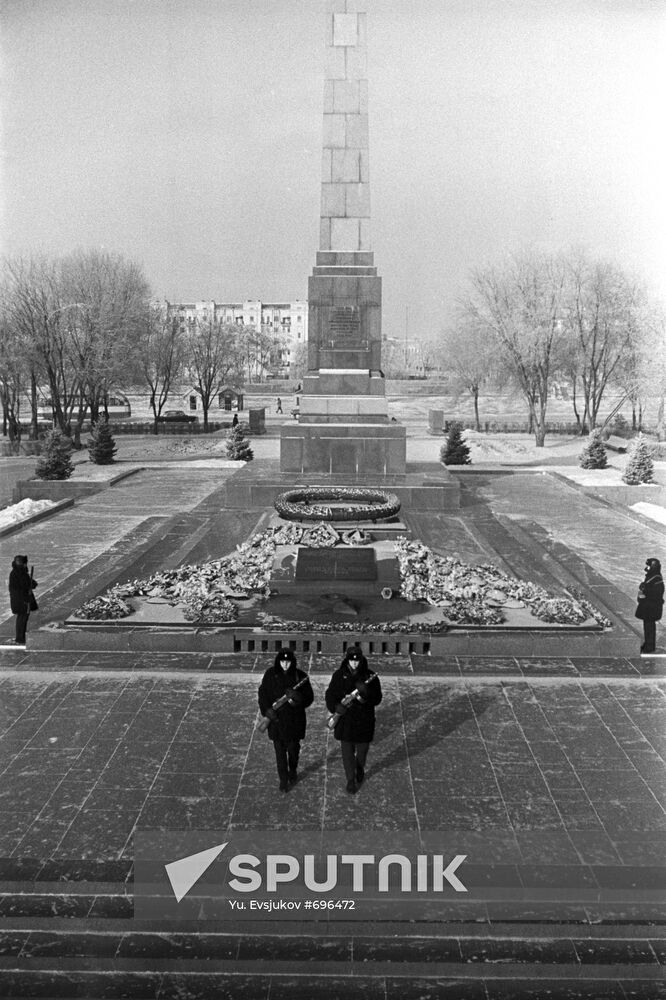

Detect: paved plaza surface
0,664,664,865
1,439,665,997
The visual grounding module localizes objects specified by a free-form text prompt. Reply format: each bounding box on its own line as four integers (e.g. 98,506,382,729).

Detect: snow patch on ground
0,498,56,528
71,464,130,481
558,467,626,487
630,502,666,525
133,459,246,469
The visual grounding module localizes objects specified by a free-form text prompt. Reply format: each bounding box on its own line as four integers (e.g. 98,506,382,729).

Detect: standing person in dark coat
258,648,314,792
325,644,382,794
8,555,38,646
635,557,664,654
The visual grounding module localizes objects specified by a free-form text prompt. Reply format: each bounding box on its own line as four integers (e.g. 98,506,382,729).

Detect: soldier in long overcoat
258,648,314,791
325,644,382,794
636,557,664,654
8,555,38,646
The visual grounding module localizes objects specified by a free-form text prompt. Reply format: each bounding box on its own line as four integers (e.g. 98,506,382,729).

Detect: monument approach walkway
0,455,664,998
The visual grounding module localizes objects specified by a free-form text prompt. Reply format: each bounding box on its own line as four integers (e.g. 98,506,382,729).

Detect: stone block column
280,1,406,477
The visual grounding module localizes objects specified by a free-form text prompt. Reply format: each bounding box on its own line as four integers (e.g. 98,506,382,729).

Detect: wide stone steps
1,874,665,999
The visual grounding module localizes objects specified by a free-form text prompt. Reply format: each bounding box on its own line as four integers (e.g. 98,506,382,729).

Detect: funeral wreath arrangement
394,538,611,627
73,526,611,629
274,486,401,522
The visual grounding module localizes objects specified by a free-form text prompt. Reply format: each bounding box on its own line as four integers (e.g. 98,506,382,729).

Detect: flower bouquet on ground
73,588,133,621
394,537,610,628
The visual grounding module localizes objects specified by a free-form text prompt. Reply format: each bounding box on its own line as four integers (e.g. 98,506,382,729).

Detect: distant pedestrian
276,397,283,414
8,555,38,646
635,557,664,655
232,413,239,428
258,649,314,792
325,644,382,794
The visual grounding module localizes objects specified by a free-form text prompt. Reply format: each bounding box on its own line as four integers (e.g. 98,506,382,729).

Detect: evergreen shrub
226,424,254,461
622,434,654,485
440,421,471,465
87,417,117,465
35,430,74,481
579,429,608,469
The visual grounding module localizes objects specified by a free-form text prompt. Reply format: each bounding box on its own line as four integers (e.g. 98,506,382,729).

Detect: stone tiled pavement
0,666,664,868
0,457,664,867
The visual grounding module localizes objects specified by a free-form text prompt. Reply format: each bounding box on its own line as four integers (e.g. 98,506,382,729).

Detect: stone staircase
1,860,664,999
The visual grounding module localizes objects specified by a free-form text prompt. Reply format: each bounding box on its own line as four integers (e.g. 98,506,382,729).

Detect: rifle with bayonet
327,672,378,730
258,675,310,733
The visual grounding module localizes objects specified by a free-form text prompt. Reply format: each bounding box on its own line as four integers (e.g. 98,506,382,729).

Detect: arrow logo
165,842,228,902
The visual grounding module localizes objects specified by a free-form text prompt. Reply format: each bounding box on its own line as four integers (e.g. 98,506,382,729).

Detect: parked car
156,410,198,423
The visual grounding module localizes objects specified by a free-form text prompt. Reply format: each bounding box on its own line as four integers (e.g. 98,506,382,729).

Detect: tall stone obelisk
280,0,406,477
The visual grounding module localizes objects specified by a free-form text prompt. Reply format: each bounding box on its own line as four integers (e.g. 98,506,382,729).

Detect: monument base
280,421,406,476
224,459,461,511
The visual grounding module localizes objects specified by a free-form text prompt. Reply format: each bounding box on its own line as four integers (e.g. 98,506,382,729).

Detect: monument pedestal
278,4,407,478
280,421,406,476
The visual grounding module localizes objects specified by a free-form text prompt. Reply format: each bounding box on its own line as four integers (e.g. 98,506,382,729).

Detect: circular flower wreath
275,487,401,523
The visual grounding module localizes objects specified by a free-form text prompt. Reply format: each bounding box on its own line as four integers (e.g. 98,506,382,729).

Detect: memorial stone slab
295,547,377,582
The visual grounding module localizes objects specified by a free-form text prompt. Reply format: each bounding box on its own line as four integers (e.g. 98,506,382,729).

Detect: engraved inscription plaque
326,305,367,349
295,547,377,582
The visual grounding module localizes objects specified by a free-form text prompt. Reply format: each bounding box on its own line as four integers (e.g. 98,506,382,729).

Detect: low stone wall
31,622,636,658
108,420,231,435
428,411,581,435
12,468,140,504
587,483,666,508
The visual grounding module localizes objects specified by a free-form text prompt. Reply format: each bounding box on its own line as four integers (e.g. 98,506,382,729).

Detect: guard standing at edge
636,556,664,654
325,643,382,794
258,648,314,792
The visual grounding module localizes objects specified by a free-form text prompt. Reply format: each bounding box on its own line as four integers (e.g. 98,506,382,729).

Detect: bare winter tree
463,251,567,446
562,251,646,433
185,317,244,430
2,251,149,444
136,303,185,433
630,304,666,441
439,317,498,431
238,325,285,382
287,341,308,382
58,248,150,441
0,305,29,450
1,254,78,438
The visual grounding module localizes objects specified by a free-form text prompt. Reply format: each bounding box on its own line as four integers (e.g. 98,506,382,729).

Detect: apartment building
166,299,308,376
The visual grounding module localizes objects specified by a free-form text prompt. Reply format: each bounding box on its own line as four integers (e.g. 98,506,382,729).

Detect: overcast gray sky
1,0,664,339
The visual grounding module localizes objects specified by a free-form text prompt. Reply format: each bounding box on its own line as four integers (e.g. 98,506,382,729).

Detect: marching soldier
258,648,314,792
325,643,382,794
